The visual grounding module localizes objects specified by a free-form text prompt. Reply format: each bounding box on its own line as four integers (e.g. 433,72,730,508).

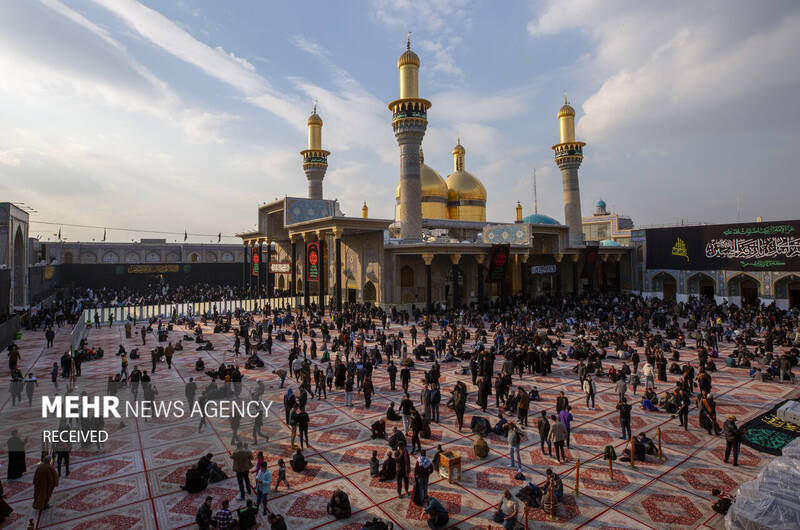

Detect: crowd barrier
85,296,331,325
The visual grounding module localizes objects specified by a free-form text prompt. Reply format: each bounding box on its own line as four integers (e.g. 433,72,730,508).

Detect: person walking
231,443,253,501
396,446,410,498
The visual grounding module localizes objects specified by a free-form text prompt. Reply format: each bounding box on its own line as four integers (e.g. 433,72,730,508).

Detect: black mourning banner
740,400,800,456
645,220,800,271
306,242,319,282
486,244,510,283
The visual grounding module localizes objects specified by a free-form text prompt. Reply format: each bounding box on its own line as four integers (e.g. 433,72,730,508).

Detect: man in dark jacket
723,415,745,466
195,496,217,529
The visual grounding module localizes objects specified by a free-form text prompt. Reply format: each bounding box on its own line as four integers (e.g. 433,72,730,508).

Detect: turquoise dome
600,239,621,247
596,199,606,209
522,213,560,225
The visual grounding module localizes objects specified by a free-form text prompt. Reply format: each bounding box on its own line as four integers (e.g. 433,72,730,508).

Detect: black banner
306,242,319,282
582,245,599,278
740,400,800,456
646,220,800,271
486,244,510,283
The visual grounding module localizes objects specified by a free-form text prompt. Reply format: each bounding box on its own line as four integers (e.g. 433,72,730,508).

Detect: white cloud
90,0,308,129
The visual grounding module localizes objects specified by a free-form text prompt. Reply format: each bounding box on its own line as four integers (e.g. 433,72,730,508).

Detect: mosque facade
237,41,633,310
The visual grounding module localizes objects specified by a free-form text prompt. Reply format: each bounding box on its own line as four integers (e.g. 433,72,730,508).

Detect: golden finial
563,92,568,105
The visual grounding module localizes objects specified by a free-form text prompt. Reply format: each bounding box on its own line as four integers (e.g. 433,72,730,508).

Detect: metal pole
630,435,636,469
335,236,342,311
575,458,580,496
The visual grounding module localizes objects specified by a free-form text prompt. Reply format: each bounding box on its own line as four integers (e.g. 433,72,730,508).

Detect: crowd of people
4,289,799,527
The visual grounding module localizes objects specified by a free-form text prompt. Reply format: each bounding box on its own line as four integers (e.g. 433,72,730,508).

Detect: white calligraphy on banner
705,236,800,260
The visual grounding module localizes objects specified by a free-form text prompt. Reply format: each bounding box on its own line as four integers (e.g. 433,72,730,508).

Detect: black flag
184,230,188,241
102,228,107,241
57,227,61,240
218,232,221,243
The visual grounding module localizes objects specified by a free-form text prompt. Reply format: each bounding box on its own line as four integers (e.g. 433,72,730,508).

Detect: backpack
470,416,490,436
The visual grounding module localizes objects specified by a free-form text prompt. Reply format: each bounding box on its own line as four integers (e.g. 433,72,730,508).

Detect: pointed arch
363,281,377,302
686,272,716,299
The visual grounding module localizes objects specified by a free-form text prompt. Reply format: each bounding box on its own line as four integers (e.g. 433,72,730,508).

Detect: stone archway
727,274,760,306
687,272,716,300
774,274,800,309
12,226,24,306
652,271,677,302
363,281,377,302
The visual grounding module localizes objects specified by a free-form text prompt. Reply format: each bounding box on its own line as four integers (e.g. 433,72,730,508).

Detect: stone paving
1,314,798,529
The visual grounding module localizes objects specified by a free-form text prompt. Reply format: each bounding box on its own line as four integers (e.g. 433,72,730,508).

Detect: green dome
600,239,621,247
596,199,606,209
522,213,560,225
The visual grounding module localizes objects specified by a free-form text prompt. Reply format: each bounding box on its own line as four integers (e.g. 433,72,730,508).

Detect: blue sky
1,0,798,242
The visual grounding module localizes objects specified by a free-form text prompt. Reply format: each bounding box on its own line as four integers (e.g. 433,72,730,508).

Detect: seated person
529,386,540,401
641,388,659,411
388,427,406,450
117,344,127,356
326,489,351,519
371,418,387,440
386,403,402,421
541,469,563,500
181,464,208,493
424,495,450,529
378,452,396,482
174,340,183,351
492,413,508,436
290,448,307,472
195,358,205,371
369,451,380,478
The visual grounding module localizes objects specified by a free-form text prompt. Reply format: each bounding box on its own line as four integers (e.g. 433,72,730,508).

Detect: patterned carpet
1,315,797,529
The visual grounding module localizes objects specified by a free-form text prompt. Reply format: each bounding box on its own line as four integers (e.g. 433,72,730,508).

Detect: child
253,451,265,472
273,459,290,490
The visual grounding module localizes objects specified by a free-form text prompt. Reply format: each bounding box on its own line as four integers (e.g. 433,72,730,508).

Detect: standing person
32,454,58,512
141,326,147,346
54,420,71,476
273,459,289,491
185,377,197,406
51,362,59,389
296,407,310,449
452,384,466,432
344,377,354,407
387,360,397,391
363,376,374,409
507,421,523,472
164,342,175,369
723,416,744,466
678,389,690,431
7,430,27,479
120,353,128,381
410,409,423,455
643,362,655,389
401,365,411,393
400,393,414,435
24,372,37,406
583,374,596,409
556,391,569,413
231,443,253,501
429,384,440,423
537,411,552,456
396,446,411,498
255,462,272,515
617,397,632,441
559,405,574,450
548,415,568,463
9,375,22,406
252,410,265,445
615,376,627,401
516,387,530,426
414,450,433,500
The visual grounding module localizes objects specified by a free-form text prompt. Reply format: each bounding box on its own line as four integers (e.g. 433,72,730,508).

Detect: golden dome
398,49,420,68
446,170,487,202
394,163,448,200
557,103,575,119
452,142,465,155
307,112,323,126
